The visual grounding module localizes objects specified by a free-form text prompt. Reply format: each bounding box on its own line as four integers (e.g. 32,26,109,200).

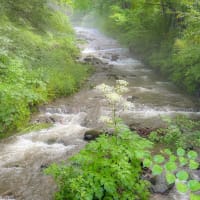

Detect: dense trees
73,0,200,95
0,0,89,135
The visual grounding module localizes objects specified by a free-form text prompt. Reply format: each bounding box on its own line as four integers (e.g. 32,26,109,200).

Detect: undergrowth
0,0,91,135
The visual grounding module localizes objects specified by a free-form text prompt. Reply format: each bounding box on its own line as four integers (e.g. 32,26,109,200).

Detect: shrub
148,116,200,150
46,129,152,200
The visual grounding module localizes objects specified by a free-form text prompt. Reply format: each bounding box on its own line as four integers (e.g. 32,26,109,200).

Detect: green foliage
46,79,152,199
73,0,200,94
148,116,200,150
46,129,152,200
153,155,165,164
166,172,176,184
147,148,200,199
0,1,90,134
176,170,189,181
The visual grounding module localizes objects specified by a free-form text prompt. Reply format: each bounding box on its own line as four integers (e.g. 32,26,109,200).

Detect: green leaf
143,158,152,168
179,156,188,166
187,151,198,160
189,160,199,170
164,148,172,155
177,148,185,157
165,161,177,172
169,155,177,162
188,180,200,192
190,193,200,200
176,170,189,181
136,151,146,159
166,172,176,184
152,165,163,175
176,182,188,193
153,155,165,164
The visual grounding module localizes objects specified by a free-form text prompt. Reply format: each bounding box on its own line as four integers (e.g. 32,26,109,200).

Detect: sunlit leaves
166,172,176,184
177,148,185,157
152,165,163,175
179,156,188,166
143,158,152,168
165,161,177,172
153,155,165,164
190,193,200,200
188,180,200,192
189,160,199,170
176,170,189,181
187,151,198,160
176,182,188,193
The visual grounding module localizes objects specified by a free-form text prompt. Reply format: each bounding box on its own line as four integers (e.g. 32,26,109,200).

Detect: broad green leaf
187,151,198,160
143,158,152,168
189,160,199,170
152,165,163,175
179,156,188,166
154,155,165,164
169,155,177,162
177,148,185,157
176,182,188,193
166,172,176,184
165,161,177,171
190,193,200,200
188,180,200,192
176,170,189,181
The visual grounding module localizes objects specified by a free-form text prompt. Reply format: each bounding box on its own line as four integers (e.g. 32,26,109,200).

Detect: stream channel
0,25,200,200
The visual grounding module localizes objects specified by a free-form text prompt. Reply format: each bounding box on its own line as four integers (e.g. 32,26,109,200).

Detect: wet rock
107,73,119,80
137,127,155,137
127,95,139,102
84,129,102,141
46,138,57,145
111,54,119,61
1,190,14,198
40,163,49,170
35,116,54,124
82,55,104,66
130,74,137,77
35,114,64,124
128,123,140,132
151,173,174,194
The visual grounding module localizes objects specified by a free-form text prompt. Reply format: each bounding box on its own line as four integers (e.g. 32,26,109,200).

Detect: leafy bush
46,129,152,200
46,81,152,199
0,1,90,134
148,116,200,150
144,148,200,199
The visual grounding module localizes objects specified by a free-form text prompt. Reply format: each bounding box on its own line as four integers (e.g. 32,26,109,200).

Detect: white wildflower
124,101,135,109
96,83,114,93
99,116,113,124
105,92,121,103
116,80,128,86
115,85,129,94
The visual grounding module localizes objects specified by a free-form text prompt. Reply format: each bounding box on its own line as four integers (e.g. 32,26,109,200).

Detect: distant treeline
73,0,200,95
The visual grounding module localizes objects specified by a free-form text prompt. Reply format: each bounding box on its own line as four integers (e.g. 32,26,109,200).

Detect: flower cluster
96,80,134,127
96,80,129,104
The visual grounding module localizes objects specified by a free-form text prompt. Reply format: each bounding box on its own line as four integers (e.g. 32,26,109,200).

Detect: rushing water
0,26,199,200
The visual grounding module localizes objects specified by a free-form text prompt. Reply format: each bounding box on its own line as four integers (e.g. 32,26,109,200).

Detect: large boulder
150,173,174,194
84,129,102,141
82,55,105,66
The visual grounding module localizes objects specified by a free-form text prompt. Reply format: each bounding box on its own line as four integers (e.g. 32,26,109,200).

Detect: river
0,26,199,200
